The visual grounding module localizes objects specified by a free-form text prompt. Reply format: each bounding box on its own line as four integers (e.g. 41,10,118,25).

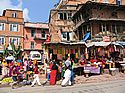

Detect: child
31,64,41,87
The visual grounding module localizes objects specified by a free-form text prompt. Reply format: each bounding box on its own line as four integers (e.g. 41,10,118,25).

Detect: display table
84,66,100,74
120,64,125,73
109,68,117,76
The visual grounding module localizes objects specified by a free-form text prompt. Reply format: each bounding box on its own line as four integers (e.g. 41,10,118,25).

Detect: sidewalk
75,72,125,84
0,72,125,88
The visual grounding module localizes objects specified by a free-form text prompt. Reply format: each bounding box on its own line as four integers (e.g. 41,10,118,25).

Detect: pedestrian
50,59,58,85
61,66,71,87
65,57,71,68
12,66,18,82
31,64,41,87
70,59,75,84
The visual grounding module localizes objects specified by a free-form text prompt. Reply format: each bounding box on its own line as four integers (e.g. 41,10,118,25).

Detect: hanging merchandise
68,54,70,57
58,47,62,54
51,45,54,49
86,53,89,59
75,53,78,58
62,47,65,57
69,49,71,54
98,47,101,52
71,49,75,54
53,49,57,54
114,45,116,51
66,49,68,54
57,54,62,60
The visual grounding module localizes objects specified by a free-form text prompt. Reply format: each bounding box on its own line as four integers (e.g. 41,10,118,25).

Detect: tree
3,44,9,58
10,42,21,60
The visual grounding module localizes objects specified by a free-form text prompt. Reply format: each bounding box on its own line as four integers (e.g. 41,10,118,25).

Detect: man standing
31,64,41,87
61,66,71,87
65,57,71,68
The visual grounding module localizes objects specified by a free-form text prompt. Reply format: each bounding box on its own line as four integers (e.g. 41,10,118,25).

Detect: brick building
72,2,125,42
24,22,49,61
49,0,125,42
48,0,125,60
0,9,24,55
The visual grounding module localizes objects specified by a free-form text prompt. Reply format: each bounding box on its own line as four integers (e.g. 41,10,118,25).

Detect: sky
0,0,59,22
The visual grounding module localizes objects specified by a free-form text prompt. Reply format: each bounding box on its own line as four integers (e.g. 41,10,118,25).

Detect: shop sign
103,36,110,42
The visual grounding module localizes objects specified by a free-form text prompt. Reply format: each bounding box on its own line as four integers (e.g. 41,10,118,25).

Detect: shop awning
111,42,124,48
117,42,125,46
85,42,94,47
93,42,111,46
86,42,111,47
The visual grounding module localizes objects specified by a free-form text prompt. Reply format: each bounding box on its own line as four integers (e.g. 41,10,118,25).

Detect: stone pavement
1,72,125,88
0,79,125,93
74,72,125,84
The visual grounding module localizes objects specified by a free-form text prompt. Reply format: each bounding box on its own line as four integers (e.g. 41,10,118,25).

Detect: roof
24,22,49,29
44,41,85,45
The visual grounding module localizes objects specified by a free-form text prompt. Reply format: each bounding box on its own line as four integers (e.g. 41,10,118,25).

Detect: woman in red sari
50,60,58,85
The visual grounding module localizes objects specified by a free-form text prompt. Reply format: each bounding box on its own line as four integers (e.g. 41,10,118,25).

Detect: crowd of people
1,54,123,88
0,56,75,87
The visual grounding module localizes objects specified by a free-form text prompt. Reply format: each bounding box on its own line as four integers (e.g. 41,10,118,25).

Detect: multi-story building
72,1,125,58
72,2,125,42
24,22,49,61
48,0,125,60
49,0,125,42
0,9,24,55
47,0,86,61
49,0,82,43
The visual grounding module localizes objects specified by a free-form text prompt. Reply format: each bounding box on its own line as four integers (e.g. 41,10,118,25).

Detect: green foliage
3,42,21,60
3,45,9,58
10,42,21,60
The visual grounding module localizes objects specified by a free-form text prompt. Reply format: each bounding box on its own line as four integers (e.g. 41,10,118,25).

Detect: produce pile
1,77,13,83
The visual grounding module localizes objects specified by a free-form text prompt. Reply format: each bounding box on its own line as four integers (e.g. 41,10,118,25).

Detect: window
58,12,63,20
9,37,20,45
12,12,17,18
62,32,67,38
0,37,4,46
31,42,34,49
61,32,71,41
41,30,46,38
111,11,117,18
0,23,5,31
116,0,122,5
112,24,121,34
68,12,72,20
10,24,19,32
58,12,68,20
64,13,67,20
112,24,116,34
99,23,109,32
31,29,36,37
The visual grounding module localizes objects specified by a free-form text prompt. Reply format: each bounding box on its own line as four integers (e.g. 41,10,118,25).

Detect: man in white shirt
65,57,71,68
61,66,71,87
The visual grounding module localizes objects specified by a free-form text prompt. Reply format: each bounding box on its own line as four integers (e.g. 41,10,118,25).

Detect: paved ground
0,80,125,93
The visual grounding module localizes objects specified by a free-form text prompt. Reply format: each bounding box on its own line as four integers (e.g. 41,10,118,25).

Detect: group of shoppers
1,56,75,87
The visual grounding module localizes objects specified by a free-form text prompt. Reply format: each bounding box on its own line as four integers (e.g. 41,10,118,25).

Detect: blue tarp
83,32,91,42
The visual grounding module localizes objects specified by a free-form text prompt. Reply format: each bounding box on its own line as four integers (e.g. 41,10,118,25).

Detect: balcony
34,34,47,40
